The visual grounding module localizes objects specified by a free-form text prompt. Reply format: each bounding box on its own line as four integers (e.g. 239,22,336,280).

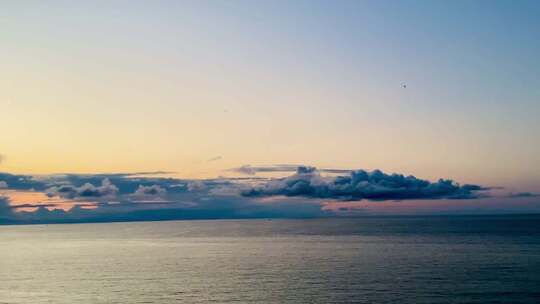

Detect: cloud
133,184,167,196
0,181,8,189
207,156,222,162
9,197,325,224
0,196,15,222
187,180,207,192
0,196,10,213
231,164,351,175
507,192,540,198
233,165,258,175
46,178,118,199
241,166,487,201
0,172,44,190
9,203,61,210
2,165,533,225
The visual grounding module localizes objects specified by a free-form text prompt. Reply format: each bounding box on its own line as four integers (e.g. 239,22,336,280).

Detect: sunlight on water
1,216,540,304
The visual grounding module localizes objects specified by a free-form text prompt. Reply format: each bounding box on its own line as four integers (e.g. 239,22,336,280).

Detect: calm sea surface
1,216,540,303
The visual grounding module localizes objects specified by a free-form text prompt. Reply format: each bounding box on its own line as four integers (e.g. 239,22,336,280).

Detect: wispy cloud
230,164,351,175
507,192,540,198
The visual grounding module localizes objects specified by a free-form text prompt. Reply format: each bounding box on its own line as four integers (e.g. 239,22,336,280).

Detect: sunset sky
1,0,539,223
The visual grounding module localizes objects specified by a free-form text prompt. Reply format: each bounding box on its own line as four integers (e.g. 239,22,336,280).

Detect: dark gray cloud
241,166,488,201
10,203,62,210
507,192,540,198
0,196,16,223
0,172,44,190
0,196,11,214
60,174,189,195
133,184,167,196
46,178,119,199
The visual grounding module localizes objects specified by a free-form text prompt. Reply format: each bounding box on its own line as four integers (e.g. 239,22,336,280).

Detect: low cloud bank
0,165,524,225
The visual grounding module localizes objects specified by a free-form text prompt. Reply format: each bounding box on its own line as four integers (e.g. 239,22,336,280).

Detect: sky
1,0,539,223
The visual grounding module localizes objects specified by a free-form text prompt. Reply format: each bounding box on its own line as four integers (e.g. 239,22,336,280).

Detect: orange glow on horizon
1,190,95,212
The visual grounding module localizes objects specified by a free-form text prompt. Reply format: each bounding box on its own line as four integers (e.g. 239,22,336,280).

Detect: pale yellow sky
1,1,539,192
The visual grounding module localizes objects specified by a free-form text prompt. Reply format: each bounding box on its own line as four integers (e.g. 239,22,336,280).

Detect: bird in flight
401,83,407,89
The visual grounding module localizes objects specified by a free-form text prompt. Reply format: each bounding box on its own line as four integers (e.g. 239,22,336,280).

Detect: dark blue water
1,215,539,303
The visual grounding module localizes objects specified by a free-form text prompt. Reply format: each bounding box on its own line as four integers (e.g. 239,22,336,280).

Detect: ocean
1,215,539,303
